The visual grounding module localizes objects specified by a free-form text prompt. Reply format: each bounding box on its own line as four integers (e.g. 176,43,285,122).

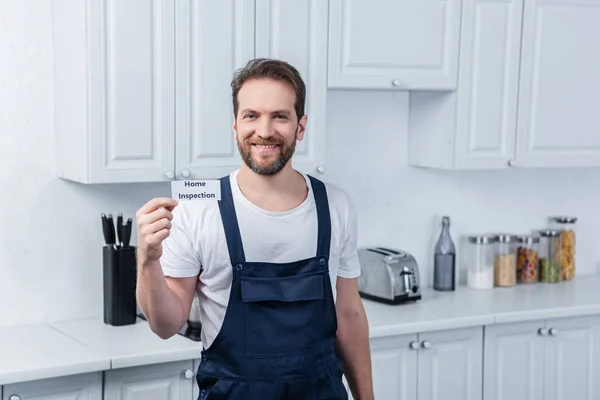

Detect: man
135,58,373,399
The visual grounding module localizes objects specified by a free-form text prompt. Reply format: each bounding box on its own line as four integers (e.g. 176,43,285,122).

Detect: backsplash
1,0,600,327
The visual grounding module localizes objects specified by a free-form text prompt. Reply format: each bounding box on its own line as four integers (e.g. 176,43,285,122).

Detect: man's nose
256,119,275,139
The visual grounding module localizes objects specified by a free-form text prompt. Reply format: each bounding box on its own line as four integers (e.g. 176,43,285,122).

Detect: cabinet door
87,0,176,183
2,372,102,400
327,0,462,90
369,334,418,400
453,0,523,169
514,0,600,167
104,360,194,400
408,0,524,169
544,315,600,400
417,327,483,400
483,321,545,400
175,0,255,180
255,0,328,176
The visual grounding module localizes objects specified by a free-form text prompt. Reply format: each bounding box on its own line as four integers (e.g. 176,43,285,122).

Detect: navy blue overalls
195,174,349,399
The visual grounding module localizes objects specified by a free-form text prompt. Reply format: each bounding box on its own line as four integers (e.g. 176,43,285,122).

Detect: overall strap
217,175,246,265
308,175,332,260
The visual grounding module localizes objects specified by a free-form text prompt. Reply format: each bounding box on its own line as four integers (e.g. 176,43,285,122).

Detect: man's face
233,78,306,176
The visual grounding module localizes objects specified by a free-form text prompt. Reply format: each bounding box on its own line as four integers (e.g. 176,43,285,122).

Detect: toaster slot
375,247,399,254
365,248,390,257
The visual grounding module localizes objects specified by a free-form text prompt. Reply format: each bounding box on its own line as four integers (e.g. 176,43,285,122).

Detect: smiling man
135,58,373,399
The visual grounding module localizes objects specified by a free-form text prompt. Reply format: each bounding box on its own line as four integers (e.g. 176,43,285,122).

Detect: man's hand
136,197,178,263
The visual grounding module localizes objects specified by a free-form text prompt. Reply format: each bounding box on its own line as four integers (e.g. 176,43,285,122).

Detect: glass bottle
433,216,456,291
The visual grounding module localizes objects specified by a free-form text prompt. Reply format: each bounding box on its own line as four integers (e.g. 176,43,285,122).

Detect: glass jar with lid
516,235,540,283
494,234,517,287
549,216,577,281
465,235,496,290
538,230,562,283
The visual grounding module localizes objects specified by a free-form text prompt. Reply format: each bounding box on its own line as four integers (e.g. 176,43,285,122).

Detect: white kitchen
2,0,600,399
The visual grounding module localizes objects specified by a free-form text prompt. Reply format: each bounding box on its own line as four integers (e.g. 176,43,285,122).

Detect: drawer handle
421,341,432,349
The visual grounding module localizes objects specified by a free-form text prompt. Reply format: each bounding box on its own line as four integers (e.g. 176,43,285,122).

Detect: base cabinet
2,372,102,400
103,360,194,400
483,315,600,400
349,326,483,400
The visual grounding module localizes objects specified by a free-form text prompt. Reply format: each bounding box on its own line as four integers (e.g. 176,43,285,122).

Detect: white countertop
2,274,600,386
51,318,204,369
364,274,600,338
0,323,110,385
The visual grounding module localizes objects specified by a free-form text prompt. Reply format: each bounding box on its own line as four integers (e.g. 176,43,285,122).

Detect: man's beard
237,132,297,176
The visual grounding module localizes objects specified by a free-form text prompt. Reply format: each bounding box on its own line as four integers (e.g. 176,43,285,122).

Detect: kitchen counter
0,318,202,385
51,318,203,369
364,273,600,338
0,323,110,385
2,274,600,386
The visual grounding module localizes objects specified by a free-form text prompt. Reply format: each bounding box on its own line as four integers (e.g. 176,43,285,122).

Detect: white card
171,180,221,201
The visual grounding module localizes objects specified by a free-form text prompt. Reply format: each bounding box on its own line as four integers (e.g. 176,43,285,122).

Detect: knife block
103,246,137,326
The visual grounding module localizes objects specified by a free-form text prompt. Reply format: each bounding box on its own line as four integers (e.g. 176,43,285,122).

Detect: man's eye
275,115,288,119
244,114,256,119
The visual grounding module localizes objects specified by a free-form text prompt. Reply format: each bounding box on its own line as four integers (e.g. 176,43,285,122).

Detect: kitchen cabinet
2,372,102,400
254,0,329,175
483,315,600,400
104,360,194,400
513,0,600,168
408,0,524,169
358,326,483,400
53,0,177,183
409,0,600,169
174,0,254,181
53,0,328,184
327,0,463,90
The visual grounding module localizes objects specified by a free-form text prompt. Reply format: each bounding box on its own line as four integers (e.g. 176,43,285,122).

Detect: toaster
357,247,421,304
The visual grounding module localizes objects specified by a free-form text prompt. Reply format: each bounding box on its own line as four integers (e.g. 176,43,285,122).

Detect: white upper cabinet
174,0,255,180
327,0,463,90
53,0,176,184
255,0,329,176
514,0,600,168
409,0,524,169
409,0,600,169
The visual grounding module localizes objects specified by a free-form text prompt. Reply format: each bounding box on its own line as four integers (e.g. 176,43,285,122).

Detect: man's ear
296,114,308,141
232,113,237,138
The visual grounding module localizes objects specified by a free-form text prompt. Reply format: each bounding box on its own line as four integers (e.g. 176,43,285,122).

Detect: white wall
1,1,599,328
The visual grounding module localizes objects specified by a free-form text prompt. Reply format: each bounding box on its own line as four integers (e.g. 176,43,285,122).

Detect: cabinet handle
538,328,549,336
9,395,21,400
316,165,326,174
392,78,406,88
184,369,194,380
421,341,432,349
181,169,191,178
409,341,420,350
165,170,175,180
549,328,558,336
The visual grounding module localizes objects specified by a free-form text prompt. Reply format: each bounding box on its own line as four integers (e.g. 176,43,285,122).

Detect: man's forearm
336,305,374,400
136,258,186,339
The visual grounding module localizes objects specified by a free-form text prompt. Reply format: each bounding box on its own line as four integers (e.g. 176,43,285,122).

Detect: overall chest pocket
240,271,327,358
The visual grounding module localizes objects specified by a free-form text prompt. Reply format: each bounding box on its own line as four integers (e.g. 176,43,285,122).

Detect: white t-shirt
160,169,361,347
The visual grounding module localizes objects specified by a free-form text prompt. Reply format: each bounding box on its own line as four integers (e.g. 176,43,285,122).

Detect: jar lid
494,234,518,243
550,216,577,224
517,235,540,244
538,229,561,237
467,235,496,244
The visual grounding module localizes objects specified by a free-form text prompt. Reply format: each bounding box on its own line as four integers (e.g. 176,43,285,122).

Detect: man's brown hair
231,58,306,121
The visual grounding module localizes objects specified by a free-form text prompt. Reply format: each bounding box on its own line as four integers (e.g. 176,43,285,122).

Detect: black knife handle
107,214,116,247
117,213,123,246
123,218,132,249
101,213,112,247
